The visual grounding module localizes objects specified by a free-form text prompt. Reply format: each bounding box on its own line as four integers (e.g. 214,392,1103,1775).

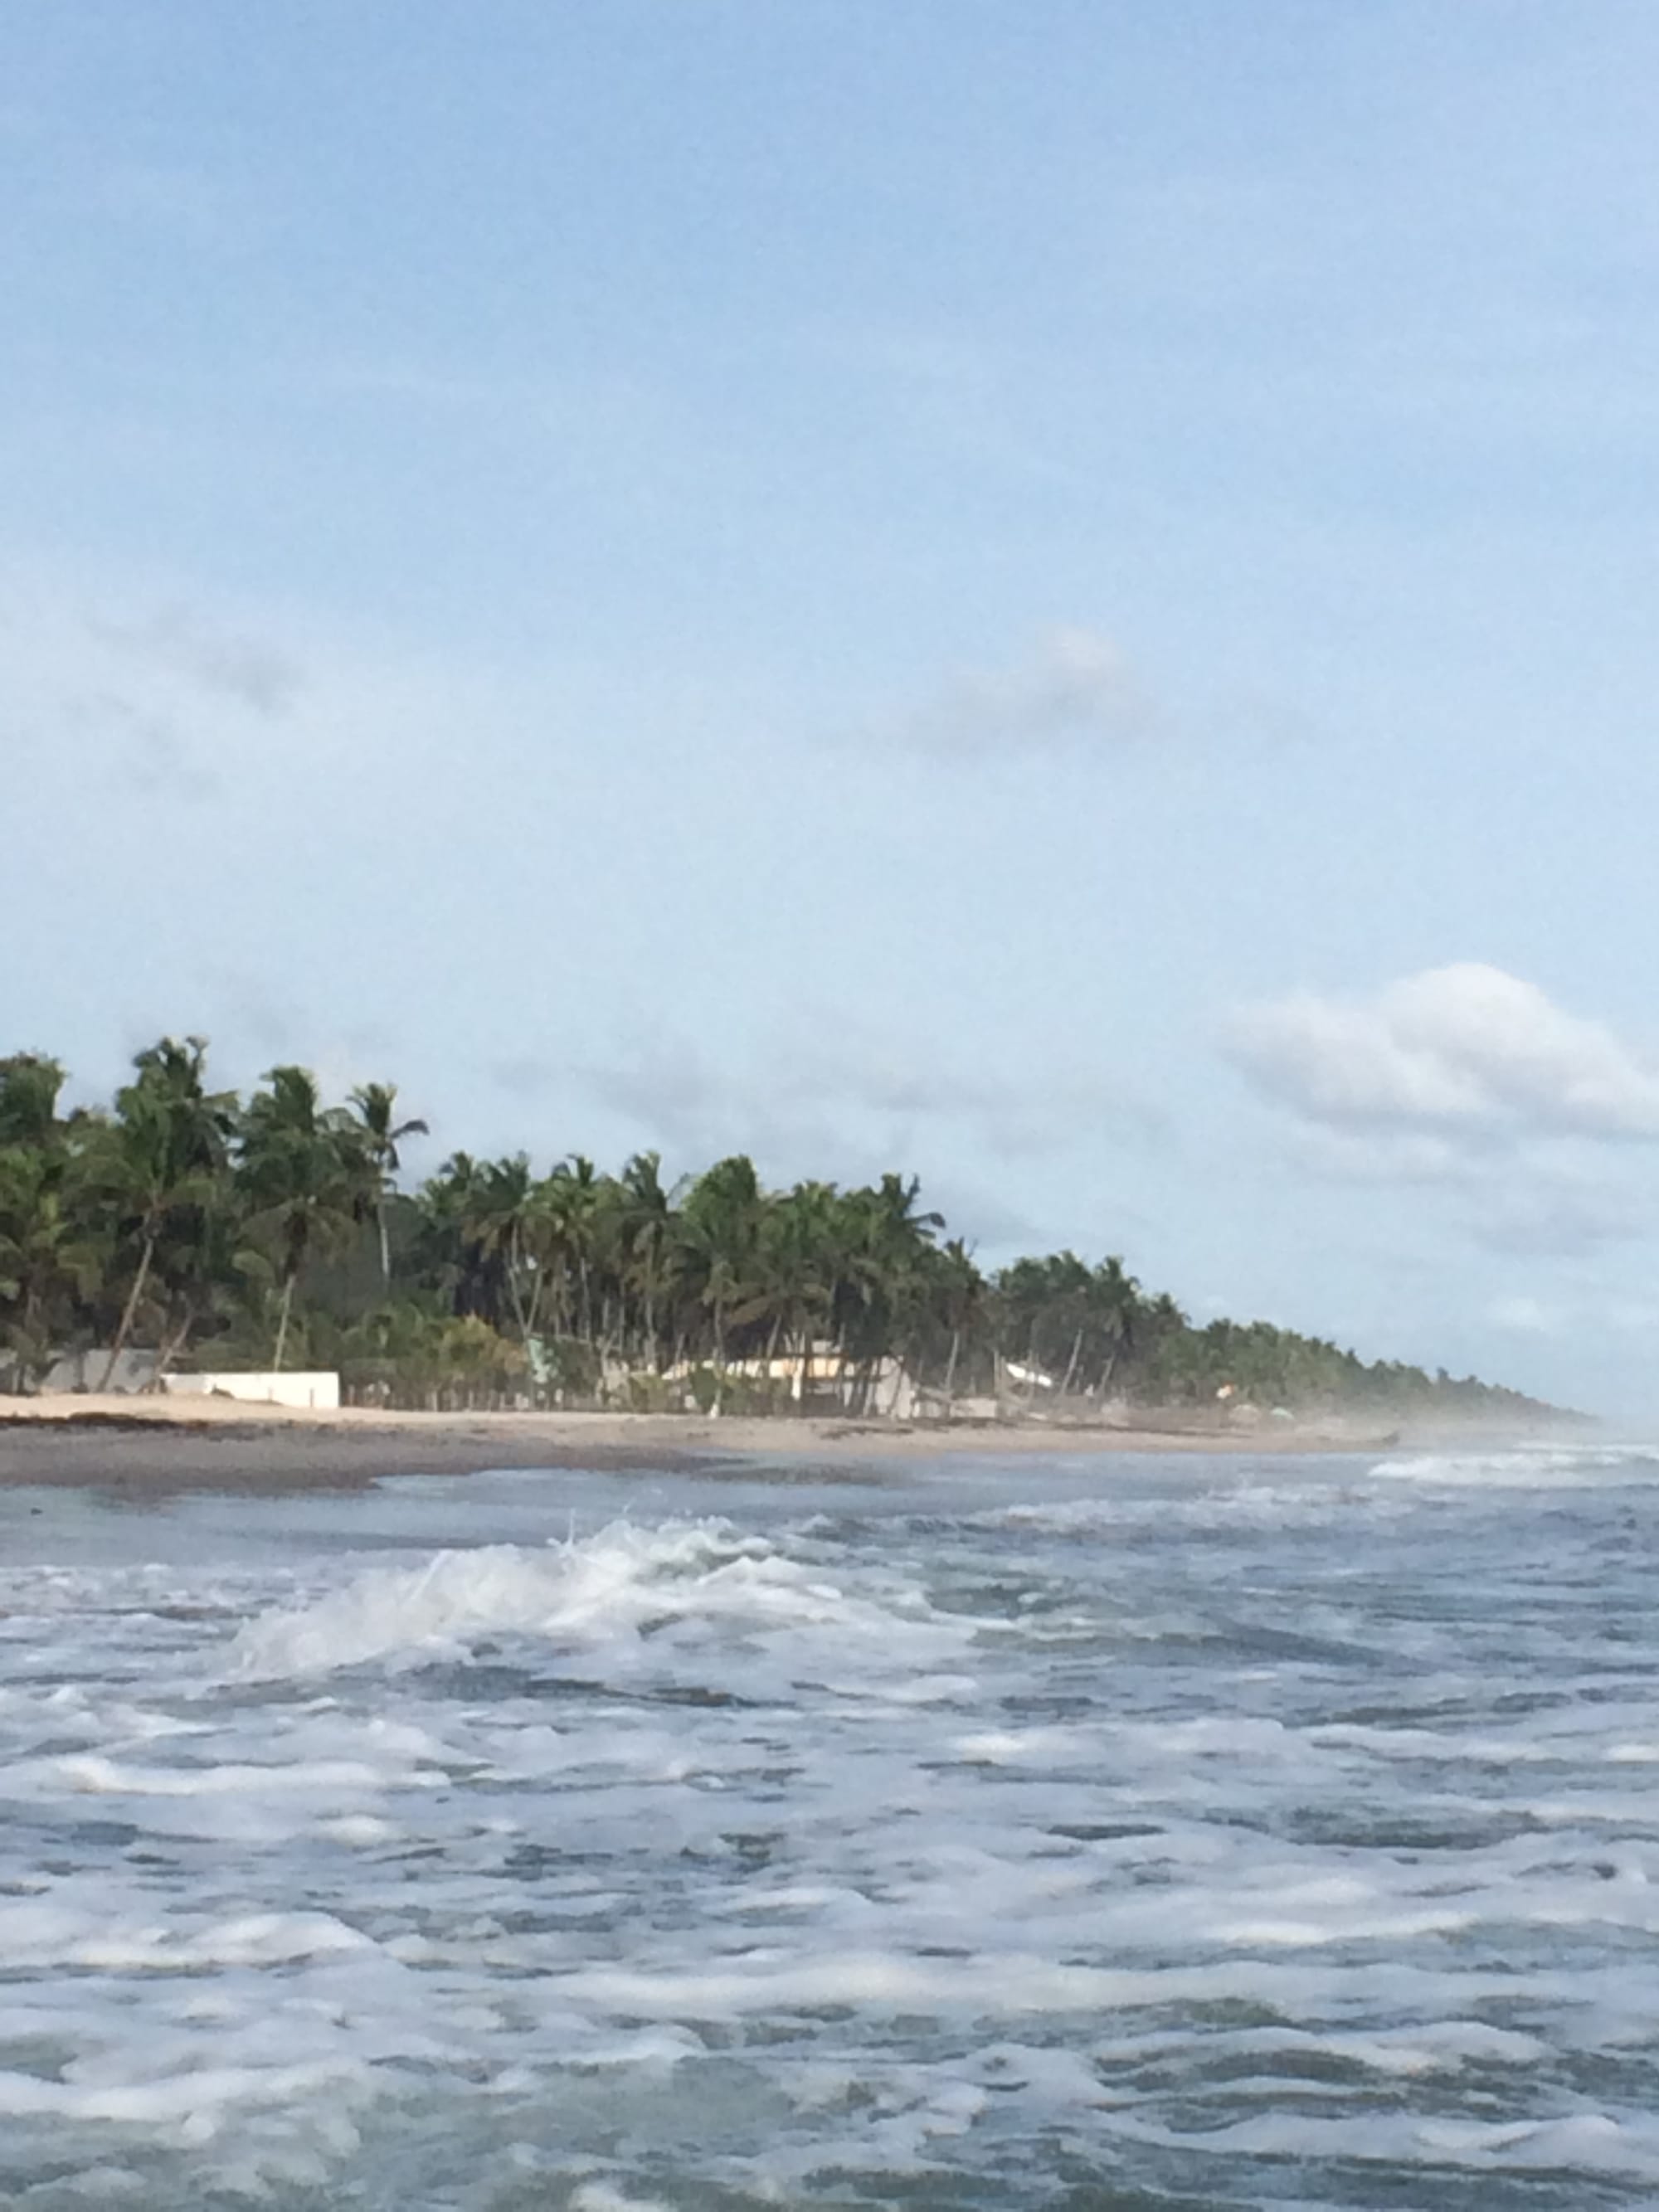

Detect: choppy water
4,1443,1659,2208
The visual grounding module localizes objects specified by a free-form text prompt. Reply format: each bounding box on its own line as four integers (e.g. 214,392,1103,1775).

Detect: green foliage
0,1032,1566,1423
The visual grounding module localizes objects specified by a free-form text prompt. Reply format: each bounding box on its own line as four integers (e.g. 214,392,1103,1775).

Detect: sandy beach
0,1392,1479,1497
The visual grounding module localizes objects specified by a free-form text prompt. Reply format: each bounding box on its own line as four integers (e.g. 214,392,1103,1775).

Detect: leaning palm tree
1087,1255,1143,1400
237,1066,372,1371
927,1236,985,1405
350,1082,429,1283
95,1038,237,1390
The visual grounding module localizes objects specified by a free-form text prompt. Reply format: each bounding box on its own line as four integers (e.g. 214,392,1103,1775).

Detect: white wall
40,1349,158,1395
163,1372,340,1411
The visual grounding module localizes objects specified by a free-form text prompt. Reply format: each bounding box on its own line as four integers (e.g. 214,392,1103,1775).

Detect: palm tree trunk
273,1271,297,1373
99,1229,157,1391
377,1201,391,1286
506,1230,531,1342
944,1328,961,1407
1060,1326,1084,1400
152,1306,196,1387
524,1254,546,1343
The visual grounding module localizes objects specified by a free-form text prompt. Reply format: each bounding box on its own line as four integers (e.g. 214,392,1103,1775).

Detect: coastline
0,1393,1540,1499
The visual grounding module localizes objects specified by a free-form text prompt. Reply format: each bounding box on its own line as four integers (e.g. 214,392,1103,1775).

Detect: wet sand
0,1393,1472,1498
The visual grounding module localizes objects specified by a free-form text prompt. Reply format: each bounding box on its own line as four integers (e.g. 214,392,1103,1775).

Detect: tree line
0,1038,1557,1422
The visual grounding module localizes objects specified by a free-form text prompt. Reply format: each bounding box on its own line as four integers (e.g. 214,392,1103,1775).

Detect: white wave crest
1369,1444,1659,1489
228,1519,944,1681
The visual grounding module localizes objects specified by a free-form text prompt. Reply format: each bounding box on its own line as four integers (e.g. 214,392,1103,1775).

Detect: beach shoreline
0,1393,1554,1498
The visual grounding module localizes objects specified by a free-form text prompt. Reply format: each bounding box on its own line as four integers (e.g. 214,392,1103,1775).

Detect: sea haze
2,1446,1658,2207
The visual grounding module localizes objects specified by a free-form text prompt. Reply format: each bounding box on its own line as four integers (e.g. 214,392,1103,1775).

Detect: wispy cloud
90,605,304,717
73,696,223,803
1,570,323,812
873,627,1156,761
1487,1294,1564,1336
493,1021,1163,1189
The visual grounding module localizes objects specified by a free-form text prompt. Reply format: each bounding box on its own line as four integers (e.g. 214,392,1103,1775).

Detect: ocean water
3,1445,1659,2210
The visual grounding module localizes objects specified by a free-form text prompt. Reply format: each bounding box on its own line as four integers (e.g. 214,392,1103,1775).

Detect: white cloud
1487,1294,1564,1335
881,627,1154,759
1231,964,1659,1142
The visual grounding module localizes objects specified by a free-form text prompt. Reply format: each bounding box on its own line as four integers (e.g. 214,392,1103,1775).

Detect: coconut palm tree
350,1082,429,1283
1087,1255,1143,1399
614,1151,680,1367
761,1180,843,1406
0,1145,102,1390
95,1038,236,1389
237,1066,372,1371
0,1059,105,1392
459,1155,539,1343
0,1054,70,1150
677,1155,767,1399
927,1235,985,1404
832,1174,943,1408
542,1155,606,1347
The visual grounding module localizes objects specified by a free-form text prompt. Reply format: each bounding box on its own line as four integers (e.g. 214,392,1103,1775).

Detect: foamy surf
229,1517,962,1680
3,1451,1659,2206
1369,1441,1659,1486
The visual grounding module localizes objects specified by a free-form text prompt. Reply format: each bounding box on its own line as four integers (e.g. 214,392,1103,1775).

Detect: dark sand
0,1412,717,1496
0,1396,1434,1499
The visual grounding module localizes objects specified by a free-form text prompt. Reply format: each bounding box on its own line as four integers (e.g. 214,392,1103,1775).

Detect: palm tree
95,1038,236,1389
614,1151,680,1368
420,1151,490,1317
0,1144,102,1391
350,1082,429,1283
237,1066,371,1371
544,1155,605,1346
761,1181,844,1407
677,1155,766,1403
0,1053,68,1150
0,1060,106,1392
460,1155,539,1343
927,1236,985,1405
1087,1255,1142,1400
834,1174,942,1409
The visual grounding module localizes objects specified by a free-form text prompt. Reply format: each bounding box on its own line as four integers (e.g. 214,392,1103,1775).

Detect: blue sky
6,2,1659,1415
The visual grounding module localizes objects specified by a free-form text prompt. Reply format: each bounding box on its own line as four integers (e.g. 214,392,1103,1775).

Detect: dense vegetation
0,1039,1555,1423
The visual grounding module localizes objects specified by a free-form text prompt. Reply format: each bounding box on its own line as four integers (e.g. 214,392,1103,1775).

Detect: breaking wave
1369,1442,1659,1488
230,1518,956,1680
8,1453,1659,2204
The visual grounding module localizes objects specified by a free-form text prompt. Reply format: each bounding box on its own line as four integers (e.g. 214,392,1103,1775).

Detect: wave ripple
2,1449,1657,2207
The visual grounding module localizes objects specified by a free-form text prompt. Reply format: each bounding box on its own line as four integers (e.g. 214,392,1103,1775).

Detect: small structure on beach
163,1372,341,1412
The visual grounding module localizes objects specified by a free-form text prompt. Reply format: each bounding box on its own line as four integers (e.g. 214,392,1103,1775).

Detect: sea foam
4,1457,1659,2204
